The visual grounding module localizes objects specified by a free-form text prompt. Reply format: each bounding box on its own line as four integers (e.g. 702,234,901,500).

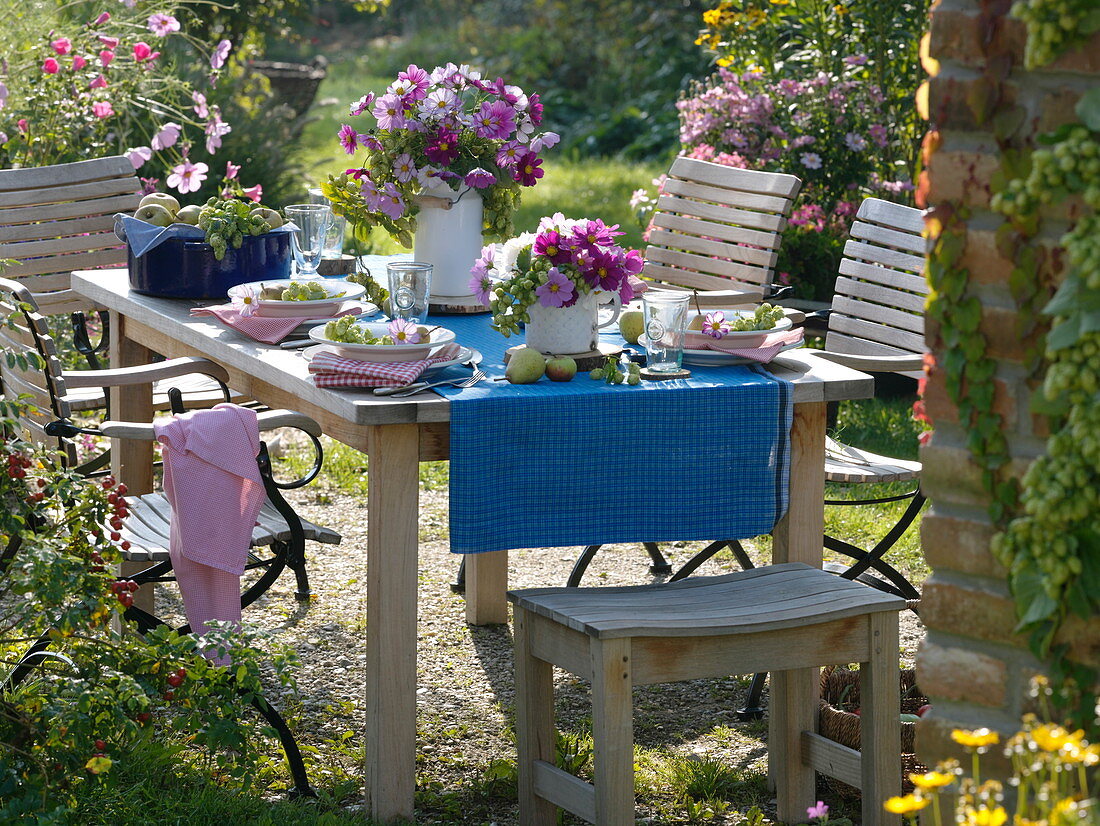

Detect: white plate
307,320,457,362
680,339,803,366
229,278,367,318
685,310,792,341
289,303,379,331
301,344,476,377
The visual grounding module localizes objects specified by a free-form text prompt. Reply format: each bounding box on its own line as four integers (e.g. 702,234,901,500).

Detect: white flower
498,232,537,273
800,152,823,170
845,131,868,152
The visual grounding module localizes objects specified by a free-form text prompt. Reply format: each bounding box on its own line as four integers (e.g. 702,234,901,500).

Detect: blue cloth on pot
434,314,793,555
114,214,297,257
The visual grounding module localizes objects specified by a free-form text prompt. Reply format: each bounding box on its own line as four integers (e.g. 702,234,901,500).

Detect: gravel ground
157,483,926,824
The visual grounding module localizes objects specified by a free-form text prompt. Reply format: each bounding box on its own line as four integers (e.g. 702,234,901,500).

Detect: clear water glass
642,292,690,372
285,203,332,277
386,261,433,322
308,187,346,259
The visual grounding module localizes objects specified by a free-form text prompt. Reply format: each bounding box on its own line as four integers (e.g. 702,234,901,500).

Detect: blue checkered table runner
431,313,793,555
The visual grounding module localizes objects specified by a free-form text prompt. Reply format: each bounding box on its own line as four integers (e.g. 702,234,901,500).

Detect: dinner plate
301,344,475,377
307,320,457,362
229,278,367,318
679,339,803,366
685,310,793,341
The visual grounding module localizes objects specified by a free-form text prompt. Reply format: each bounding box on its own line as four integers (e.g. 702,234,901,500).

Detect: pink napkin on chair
154,404,265,653
190,302,365,344
309,343,463,388
683,327,804,364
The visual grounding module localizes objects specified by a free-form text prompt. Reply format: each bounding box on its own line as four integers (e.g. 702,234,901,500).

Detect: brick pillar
916,0,1100,772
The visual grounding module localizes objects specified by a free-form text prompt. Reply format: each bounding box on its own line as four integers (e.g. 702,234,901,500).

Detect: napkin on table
309,343,463,389
683,327,804,364
190,303,365,344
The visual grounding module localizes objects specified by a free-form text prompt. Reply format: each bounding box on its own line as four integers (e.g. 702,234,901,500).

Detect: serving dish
229,278,367,317
307,321,456,362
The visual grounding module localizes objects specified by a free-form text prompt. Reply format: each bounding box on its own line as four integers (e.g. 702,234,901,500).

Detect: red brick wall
916,0,1100,770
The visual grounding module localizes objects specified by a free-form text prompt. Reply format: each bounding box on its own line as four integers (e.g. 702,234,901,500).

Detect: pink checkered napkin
190,302,365,344
309,343,464,389
683,327,804,364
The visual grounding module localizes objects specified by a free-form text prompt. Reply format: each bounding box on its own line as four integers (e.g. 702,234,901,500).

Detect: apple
175,204,202,225
138,192,180,215
618,309,644,344
916,703,932,717
545,356,578,382
253,207,284,230
134,203,175,227
505,346,546,384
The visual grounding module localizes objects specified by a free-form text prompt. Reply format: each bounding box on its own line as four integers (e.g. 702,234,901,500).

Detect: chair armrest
98,409,323,441
61,356,230,389
815,350,926,373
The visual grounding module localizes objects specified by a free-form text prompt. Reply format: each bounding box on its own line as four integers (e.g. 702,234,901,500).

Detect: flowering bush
321,62,559,248
0,1,266,200
472,214,643,338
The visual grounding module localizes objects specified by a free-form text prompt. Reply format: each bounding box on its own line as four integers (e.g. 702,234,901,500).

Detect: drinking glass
386,261,433,322
641,292,690,372
309,187,346,259
285,203,332,278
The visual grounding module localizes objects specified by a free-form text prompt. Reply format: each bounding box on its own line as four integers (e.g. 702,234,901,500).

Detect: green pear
175,204,202,226
545,356,577,382
505,346,546,384
618,309,644,344
138,192,180,215
134,203,175,227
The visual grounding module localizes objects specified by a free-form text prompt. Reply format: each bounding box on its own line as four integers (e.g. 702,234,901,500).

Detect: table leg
464,550,509,625
769,401,826,822
364,423,420,823
109,312,156,614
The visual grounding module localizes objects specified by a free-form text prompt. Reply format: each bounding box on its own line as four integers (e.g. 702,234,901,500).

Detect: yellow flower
1052,798,1080,826
952,728,1000,748
834,4,849,13
965,807,1007,826
910,770,954,790
1031,723,1083,753
703,8,722,25
885,795,929,814
716,57,733,67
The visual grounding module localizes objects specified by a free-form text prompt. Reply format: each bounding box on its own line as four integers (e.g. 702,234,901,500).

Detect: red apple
917,703,932,717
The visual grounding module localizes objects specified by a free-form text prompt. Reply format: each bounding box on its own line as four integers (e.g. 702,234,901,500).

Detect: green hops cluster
490,258,583,338
589,357,641,386
198,198,270,261
728,302,786,332
346,270,389,307
992,127,1100,224
1013,0,1096,68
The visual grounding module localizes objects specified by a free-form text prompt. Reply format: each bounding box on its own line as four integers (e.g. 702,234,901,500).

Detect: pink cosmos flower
392,153,416,183
512,151,543,187
73,54,88,70
43,58,60,74
378,182,405,220
225,161,240,179
800,152,822,170
585,248,626,292
92,11,111,25
92,101,114,119
807,802,829,821
99,49,114,67
89,74,108,89
0,83,7,110
51,38,72,55
360,178,384,211
167,160,209,195
204,111,231,154
17,119,29,134
535,267,575,308
845,132,867,152
388,318,420,344
338,124,360,155
472,99,515,140
495,140,522,168
147,13,180,36
125,146,152,169
464,168,495,189
231,283,260,317
151,122,181,150
372,93,406,131
534,230,571,266
528,92,543,125
120,0,136,7
97,36,120,49
573,219,619,249
425,128,459,166
192,90,208,118
350,92,375,116
701,311,731,339
210,39,231,70
418,87,460,120
469,271,494,305
241,184,263,202
398,64,429,99
530,131,560,154
868,124,889,147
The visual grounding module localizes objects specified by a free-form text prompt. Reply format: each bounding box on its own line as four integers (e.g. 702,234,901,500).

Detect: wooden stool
510,563,905,826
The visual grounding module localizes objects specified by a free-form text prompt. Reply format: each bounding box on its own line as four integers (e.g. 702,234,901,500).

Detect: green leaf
1017,588,1059,629
1076,86,1100,132
1046,315,1083,351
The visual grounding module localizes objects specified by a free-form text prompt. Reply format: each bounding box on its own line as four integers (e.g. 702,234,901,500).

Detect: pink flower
388,318,421,343
225,161,240,180
338,123,360,155
530,131,559,154
97,36,120,49
464,168,495,189
425,128,459,166
92,101,114,119
125,146,152,169
241,184,263,202
392,153,416,183
230,283,260,317
372,93,406,131
204,111,231,153
512,151,543,186
147,13,180,36
807,801,829,821
51,38,72,55
166,160,209,194
150,122,181,150
398,64,429,99
378,182,405,220
89,74,108,90
43,57,60,74
800,152,822,170
496,140,522,168
99,50,114,67
0,82,7,109
72,54,88,70
471,99,515,140
701,311,731,339
349,92,375,116
91,12,111,25
210,39,231,70
192,90,208,117
17,119,29,134
535,267,575,308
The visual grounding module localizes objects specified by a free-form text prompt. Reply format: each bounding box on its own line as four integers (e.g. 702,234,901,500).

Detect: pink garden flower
800,152,822,170
192,90,208,118
338,124,361,155
496,140,522,168
463,168,495,189
91,11,111,25
392,153,417,183
210,39,231,70
204,110,231,154
387,318,420,344
0,83,7,110
92,101,114,119
147,13,180,36
132,42,158,62
425,128,459,166
372,93,406,131
472,99,515,140
530,131,559,154
534,267,575,308
97,36,120,49
350,93,375,116
378,182,405,220
42,58,60,74
398,64,430,99
51,38,72,55
166,160,209,194
125,146,152,169
512,151,543,186
99,49,114,67
17,119,29,134
89,74,108,89
241,184,263,202
225,161,240,180
701,311,731,339
72,55,88,70
151,122,181,150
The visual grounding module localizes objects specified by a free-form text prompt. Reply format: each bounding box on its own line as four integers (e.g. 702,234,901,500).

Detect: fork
383,369,487,398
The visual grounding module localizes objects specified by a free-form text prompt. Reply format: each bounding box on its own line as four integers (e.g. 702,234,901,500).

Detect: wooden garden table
72,268,873,824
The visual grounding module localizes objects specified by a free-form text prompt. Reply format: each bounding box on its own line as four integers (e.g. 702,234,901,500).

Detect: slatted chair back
643,157,802,302
824,198,928,379
0,277,78,464
0,157,141,316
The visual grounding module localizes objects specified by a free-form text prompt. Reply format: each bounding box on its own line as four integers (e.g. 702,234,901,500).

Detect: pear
505,346,546,384
175,204,202,226
134,203,175,227
618,309,644,344
138,192,180,215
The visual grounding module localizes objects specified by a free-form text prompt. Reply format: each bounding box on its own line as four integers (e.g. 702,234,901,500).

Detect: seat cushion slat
831,295,924,337
843,239,925,275
655,190,786,239
667,157,802,199
833,276,926,314
649,215,779,266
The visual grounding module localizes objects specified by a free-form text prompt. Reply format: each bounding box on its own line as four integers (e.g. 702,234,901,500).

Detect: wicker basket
249,58,328,117
818,666,927,798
